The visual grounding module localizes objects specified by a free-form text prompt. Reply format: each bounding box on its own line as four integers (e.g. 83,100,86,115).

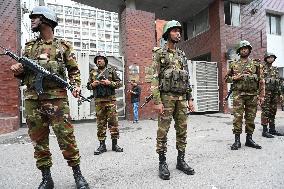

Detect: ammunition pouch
235,74,258,92
265,78,280,91
93,85,115,98
160,69,189,94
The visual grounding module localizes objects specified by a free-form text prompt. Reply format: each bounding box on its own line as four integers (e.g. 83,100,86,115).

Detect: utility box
188,61,219,112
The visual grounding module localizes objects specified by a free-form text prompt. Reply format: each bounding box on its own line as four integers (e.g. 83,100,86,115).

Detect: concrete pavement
0,111,284,189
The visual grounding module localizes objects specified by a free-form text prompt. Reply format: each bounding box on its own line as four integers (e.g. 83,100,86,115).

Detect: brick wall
0,0,21,134
121,8,156,120
178,0,284,113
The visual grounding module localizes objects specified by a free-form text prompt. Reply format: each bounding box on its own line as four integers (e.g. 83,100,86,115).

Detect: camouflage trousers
25,98,80,169
156,98,188,153
95,100,119,141
232,94,257,134
261,93,278,126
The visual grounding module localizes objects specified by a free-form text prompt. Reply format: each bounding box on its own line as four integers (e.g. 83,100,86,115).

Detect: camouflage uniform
87,53,123,155
225,40,264,150
16,38,81,169
152,20,195,180
151,45,192,153
261,53,284,136
225,59,264,134
14,6,89,189
87,66,122,140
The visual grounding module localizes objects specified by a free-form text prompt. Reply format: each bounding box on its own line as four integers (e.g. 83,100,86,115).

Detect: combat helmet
162,20,182,40
29,6,58,29
94,52,108,65
264,52,277,62
236,40,252,54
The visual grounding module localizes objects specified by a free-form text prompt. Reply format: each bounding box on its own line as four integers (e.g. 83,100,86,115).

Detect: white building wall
267,15,284,77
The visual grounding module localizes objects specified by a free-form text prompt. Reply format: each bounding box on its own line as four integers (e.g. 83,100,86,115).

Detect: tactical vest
232,59,259,92
263,65,280,91
159,48,189,94
24,38,67,90
93,67,116,98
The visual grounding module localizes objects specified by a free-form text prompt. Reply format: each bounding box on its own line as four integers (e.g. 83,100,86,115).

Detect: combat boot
231,134,241,150
158,152,170,180
38,168,54,189
269,125,284,136
245,134,262,149
176,151,195,175
112,139,123,152
262,125,274,138
94,140,107,155
72,165,90,189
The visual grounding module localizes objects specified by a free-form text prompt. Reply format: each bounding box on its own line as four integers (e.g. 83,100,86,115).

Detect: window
65,16,73,26
90,30,96,38
224,2,241,26
113,34,119,42
90,10,96,17
82,19,89,27
74,8,80,17
105,12,111,20
105,20,111,30
57,15,63,25
98,41,105,51
267,13,281,35
82,40,89,50
65,27,73,38
90,20,96,28
97,11,104,20
112,13,118,22
113,23,119,32
73,19,80,27
90,40,96,50
55,27,64,37
65,6,72,15
105,42,112,52
74,30,80,38
82,29,89,39
97,20,104,30
81,9,89,17
105,32,112,41
187,7,209,38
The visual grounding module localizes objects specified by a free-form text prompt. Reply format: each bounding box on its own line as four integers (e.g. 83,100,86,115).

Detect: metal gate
68,52,125,120
188,61,219,112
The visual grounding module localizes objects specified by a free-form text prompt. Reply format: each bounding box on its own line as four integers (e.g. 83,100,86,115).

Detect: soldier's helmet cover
94,52,108,65
264,52,277,61
29,6,58,28
236,40,252,54
162,20,182,40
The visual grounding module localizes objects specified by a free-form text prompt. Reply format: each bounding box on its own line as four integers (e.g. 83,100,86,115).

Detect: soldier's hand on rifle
10,63,24,75
91,80,100,87
188,100,195,112
100,79,111,85
232,74,243,81
72,86,81,98
154,103,164,114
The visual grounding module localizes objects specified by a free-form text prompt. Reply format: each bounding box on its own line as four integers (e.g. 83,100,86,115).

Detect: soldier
87,52,123,155
151,20,195,180
261,52,284,137
225,40,265,150
9,6,89,189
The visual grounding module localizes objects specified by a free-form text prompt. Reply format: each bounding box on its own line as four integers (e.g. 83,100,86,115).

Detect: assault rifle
140,94,153,108
0,45,90,102
223,83,234,106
